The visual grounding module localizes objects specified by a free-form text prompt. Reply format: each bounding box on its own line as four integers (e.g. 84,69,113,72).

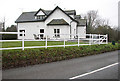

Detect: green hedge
2,34,17,40
2,43,120,69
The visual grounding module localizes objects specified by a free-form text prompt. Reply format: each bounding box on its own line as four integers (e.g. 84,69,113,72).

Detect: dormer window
34,8,47,20
36,15,46,19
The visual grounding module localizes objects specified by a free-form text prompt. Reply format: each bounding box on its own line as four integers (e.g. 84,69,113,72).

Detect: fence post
78,34,79,47
106,34,108,44
22,31,24,50
92,34,93,44
89,34,91,45
99,34,100,45
18,31,19,40
64,38,65,48
45,35,47,48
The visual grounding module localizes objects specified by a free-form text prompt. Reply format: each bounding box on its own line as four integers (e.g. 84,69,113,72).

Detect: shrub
2,43,120,69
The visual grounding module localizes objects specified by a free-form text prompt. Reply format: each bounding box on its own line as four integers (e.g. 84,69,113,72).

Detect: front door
40,29,44,39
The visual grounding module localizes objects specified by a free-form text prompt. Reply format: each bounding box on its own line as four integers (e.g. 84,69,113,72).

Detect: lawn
1,41,86,48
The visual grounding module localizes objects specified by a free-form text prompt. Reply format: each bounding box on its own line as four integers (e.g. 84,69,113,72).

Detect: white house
15,6,87,40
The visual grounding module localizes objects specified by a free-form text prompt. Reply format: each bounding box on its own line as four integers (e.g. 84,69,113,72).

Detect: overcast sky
0,0,119,28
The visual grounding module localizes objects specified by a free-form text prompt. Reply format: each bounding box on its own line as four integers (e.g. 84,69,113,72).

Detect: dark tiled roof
15,12,44,23
65,10,76,15
44,10,76,15
15,7,76,23
76,19,86,26
15,6,86,26
74,15,81,19
47,19,69,25
44,10,52,15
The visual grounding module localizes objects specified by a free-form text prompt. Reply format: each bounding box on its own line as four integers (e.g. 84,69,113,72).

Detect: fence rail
0,32,108,50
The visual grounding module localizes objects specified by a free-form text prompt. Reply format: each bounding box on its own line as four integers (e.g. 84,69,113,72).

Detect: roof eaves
15,20,44,23
77,24,86,26
47,24,69,25
47,19,69,25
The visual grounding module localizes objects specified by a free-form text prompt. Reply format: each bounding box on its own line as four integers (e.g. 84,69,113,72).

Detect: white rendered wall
77,26,86,38
17,8,86,39
45,8,73,25
45,8,77,39
17,22,45,39
37,10,45,15
47,25,70,39
71,21,77,38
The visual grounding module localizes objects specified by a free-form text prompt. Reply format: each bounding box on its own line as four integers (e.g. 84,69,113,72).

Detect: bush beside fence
2,43,120,70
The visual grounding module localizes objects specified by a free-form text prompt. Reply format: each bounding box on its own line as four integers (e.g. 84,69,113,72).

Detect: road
2,50,119,79
76,64,118,79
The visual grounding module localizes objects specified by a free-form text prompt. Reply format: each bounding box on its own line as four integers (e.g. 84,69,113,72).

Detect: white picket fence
0,32,108,50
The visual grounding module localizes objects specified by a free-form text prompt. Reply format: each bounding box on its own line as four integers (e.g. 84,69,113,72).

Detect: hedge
2,43,120,70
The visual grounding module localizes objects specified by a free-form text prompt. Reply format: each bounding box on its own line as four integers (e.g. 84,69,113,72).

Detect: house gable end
44,6,77,22
34,8,46,16
37,10,45,15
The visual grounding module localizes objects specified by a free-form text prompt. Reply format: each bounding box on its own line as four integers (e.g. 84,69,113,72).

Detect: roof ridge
22,9,75,13
22,11,37,13
64,10,75,11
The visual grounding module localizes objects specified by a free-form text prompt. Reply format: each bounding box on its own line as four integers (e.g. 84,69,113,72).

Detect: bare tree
94,18,110,28
0,22,3,32
87,10,98,28
0,17,6,32
83,10,110,34
84,10,98,33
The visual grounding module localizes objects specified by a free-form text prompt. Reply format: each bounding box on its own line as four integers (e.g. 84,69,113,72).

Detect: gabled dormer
34,8,47,20
65,10,76,18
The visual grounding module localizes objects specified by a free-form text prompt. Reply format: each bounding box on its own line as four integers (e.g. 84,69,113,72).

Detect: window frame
36,15,45,19
19,30,25,36
54,29,60,38
40,29,44,33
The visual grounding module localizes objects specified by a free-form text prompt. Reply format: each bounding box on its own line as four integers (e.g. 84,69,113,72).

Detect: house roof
15,6,76,23
47,19,69,25
74,15,81,20
15,11,43,23
76,19,87,26
34,8,47,16
35,9,76,16
44,6,77,22
15,6,86,26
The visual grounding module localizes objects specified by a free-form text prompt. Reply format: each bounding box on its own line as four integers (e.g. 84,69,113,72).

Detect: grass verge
2,43,120,70
2,41,85,48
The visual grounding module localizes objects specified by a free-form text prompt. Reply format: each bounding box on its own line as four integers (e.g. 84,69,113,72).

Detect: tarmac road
2,50,119,79
76,64,118,79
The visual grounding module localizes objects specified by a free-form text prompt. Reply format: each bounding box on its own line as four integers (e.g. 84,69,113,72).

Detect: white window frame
39,29,44,39
54,29,60,38
19,29,25,36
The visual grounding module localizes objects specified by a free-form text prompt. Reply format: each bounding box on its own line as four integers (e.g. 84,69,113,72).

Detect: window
37,16,40,19
19,30,25,36
54,29,60,38
40,29,44,33
40,29,44,39
36,15,45,19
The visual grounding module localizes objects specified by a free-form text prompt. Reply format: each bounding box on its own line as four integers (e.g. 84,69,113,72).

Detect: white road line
69,62,118,80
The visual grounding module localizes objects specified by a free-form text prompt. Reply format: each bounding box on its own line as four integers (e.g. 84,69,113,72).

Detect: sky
0,0,119,28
